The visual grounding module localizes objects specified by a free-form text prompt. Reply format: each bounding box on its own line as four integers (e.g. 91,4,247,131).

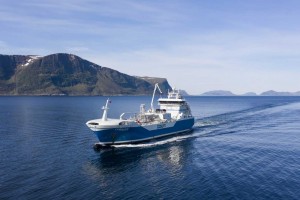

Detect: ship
86,84,194,146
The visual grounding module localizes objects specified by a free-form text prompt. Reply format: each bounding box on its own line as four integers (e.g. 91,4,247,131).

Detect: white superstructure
158,88,193,120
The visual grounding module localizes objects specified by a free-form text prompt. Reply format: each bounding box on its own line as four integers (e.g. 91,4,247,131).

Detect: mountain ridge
200,90,300,96
0,53,171,96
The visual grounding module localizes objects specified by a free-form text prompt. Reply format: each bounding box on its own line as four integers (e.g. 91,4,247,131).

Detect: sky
1,0,300,95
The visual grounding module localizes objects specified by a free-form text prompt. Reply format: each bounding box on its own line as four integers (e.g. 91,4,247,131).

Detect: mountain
136,76,189,95
0,53,172,95
200,90,300,96
135,76,171,92
179,90,189,96
201,90,236,96
260,90,298,96
0,55,30,80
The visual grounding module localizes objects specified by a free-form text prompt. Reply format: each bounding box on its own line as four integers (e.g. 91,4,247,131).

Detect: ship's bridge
158,88,185,103
167,88,184,99
157,88,192,119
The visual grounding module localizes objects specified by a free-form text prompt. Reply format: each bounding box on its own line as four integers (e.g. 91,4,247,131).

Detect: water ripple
1,96,300,199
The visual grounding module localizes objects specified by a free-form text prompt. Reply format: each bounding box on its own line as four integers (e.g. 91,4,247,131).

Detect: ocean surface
1,96,300,199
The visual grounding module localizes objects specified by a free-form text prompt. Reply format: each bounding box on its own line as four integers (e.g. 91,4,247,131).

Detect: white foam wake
111,134,196,148
111,128,213,149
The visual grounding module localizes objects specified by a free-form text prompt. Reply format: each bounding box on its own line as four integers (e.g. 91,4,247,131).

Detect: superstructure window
159,101,184,105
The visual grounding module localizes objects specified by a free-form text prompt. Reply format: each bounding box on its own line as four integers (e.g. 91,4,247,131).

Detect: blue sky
1,0,300,94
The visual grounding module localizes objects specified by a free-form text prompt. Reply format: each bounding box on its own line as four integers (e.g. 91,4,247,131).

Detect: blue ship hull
93,118,195,145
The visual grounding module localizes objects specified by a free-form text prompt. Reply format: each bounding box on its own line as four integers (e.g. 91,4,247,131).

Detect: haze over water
1,96,300,199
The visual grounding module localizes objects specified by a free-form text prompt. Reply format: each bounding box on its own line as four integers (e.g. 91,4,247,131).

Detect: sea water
1,96,300,199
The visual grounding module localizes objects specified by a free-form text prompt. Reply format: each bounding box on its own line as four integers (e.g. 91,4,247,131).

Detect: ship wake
111,101,300,148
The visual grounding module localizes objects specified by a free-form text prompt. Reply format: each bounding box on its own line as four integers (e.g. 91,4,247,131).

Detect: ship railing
120,112,137,120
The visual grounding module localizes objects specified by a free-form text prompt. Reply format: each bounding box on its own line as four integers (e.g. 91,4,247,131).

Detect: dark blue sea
1,96,300,199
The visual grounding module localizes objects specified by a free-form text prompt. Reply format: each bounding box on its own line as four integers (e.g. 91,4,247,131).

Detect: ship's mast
102,99,110,121
151,83,162,112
